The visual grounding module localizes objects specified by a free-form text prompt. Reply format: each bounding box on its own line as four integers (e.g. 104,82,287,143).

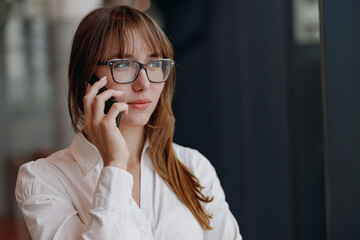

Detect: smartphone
89,74,121,126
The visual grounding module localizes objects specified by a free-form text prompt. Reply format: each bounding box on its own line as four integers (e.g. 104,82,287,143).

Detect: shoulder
17,147,76,179
15,148,77,203
172,143,214,171
172,143,229,212
172,143,217,186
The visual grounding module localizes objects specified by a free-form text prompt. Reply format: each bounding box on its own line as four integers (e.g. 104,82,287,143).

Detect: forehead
102,29,160,59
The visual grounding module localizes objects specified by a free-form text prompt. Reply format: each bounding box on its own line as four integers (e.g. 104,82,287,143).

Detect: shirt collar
69,133,102,175
143,138,150,155
69,132,150,175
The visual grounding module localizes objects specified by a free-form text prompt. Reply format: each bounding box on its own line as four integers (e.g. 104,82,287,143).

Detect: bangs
99,10,172,61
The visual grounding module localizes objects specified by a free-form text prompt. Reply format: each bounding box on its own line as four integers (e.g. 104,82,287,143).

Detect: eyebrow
121,53,161,59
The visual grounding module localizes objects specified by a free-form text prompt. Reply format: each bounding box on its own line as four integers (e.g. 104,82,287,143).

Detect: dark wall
158,0,325,239
289,45,325,240
320,0,360,239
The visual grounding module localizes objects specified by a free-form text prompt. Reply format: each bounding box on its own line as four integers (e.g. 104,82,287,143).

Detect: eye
148,61,161,69
114,61,131,70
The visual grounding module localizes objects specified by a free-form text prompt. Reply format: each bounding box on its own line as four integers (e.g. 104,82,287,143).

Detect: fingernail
100,76,107,81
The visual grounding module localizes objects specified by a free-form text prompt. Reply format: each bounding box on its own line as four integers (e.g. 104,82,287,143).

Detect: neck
120,125,146,166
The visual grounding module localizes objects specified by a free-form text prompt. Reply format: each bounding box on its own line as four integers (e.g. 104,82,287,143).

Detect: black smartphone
89,74,121,126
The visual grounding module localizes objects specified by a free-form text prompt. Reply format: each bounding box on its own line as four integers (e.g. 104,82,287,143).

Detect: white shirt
15,133,242,240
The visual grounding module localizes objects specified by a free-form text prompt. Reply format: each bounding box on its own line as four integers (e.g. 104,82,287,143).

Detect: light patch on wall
293,0,320,45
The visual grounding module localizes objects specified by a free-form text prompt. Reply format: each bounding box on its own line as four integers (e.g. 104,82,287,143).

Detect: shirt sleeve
190,150,242,240
15,161,134,240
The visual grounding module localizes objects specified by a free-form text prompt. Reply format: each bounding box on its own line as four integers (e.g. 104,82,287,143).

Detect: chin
121,115,151,128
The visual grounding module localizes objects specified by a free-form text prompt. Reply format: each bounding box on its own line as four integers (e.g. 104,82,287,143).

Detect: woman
15,5,241,240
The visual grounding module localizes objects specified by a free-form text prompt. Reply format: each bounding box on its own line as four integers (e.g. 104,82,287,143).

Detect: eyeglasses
97,59,175,84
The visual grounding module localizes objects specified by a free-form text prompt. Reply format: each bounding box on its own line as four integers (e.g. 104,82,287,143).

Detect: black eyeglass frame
97,59,175,84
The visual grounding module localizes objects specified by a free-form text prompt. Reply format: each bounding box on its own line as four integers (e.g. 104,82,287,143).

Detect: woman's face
94,32,165,128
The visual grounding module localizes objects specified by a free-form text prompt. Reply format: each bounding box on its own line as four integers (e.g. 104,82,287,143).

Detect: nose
132,68,150,92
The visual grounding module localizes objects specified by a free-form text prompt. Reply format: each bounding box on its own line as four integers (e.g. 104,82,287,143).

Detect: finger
92,90,124,118
86,76,107,97
95,89,124,104
83,76,107,117
103,102,129,123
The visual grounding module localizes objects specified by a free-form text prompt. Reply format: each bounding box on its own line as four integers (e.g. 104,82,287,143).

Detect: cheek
103,74,129,92
94,68,111,80
153,84,165,100
106,81,127,91
108,84,132,102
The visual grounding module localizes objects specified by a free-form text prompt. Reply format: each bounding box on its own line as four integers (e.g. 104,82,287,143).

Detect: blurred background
0,0,359,239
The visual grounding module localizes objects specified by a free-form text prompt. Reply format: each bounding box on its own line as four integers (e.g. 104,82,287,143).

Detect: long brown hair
68,5,213,230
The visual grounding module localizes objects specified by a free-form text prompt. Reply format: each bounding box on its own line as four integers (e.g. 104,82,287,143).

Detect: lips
128,98,152,110
128,99,151,104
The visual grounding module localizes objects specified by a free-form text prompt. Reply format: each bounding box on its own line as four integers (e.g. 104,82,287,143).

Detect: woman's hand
83,76,129,169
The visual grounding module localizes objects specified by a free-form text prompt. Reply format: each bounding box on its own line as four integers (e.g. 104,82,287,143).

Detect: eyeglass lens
112,60,172,83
